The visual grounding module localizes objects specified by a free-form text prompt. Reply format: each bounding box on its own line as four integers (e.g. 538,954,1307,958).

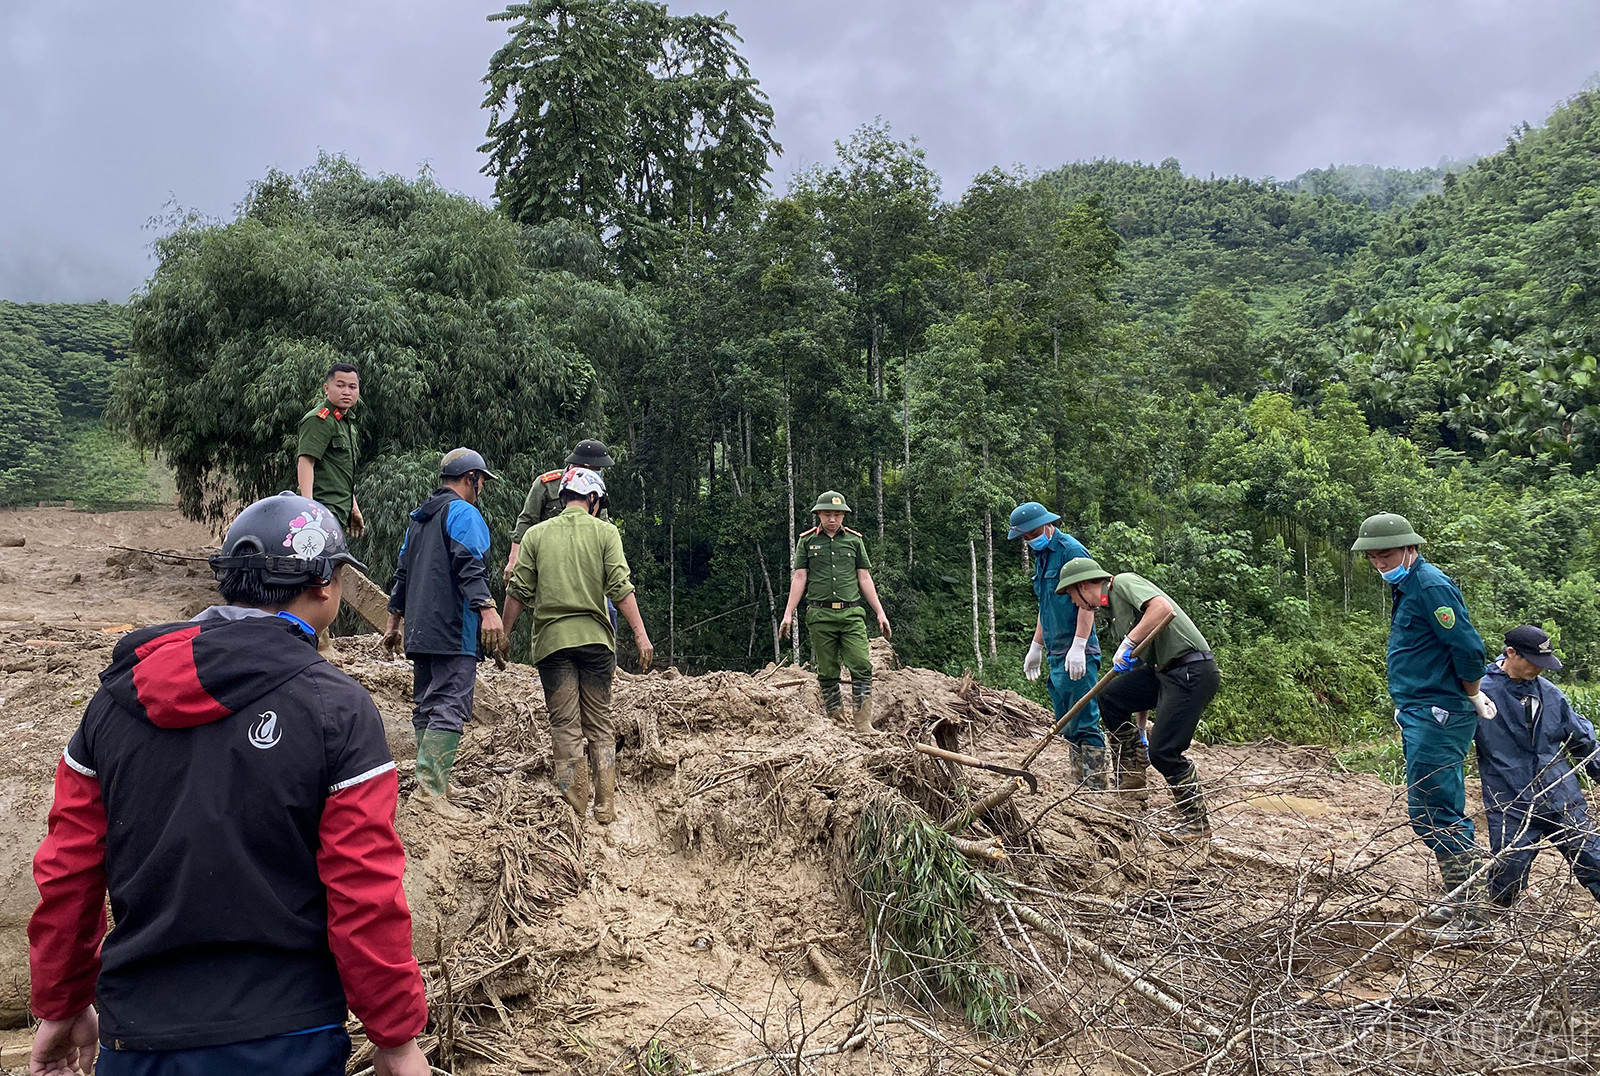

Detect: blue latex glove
1113,637,1140,673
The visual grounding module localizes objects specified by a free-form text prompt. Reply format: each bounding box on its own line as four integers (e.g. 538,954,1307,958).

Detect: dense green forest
7,3,1599,753
0,301,167,505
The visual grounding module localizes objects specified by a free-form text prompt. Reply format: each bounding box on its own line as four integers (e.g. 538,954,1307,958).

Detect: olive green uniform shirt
1106,572,1211,669
512,469,608,542
508,504,635,663
296,403,359,527
794,527,871,604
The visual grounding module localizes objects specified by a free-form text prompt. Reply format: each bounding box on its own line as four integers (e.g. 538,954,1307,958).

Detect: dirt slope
1,507,1596,1075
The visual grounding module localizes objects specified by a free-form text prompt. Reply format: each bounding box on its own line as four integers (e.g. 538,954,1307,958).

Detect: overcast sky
3,0,1597,303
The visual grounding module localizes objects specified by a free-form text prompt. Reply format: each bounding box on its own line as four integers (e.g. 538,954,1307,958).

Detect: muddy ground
1,506,1596,1075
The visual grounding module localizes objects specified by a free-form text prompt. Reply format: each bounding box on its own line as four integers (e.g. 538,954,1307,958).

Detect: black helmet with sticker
209,492,366,586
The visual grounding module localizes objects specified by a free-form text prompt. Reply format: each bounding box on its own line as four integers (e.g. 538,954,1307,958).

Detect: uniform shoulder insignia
538,470,563,483
799,526,819,538
843,526,863,536
316,407,330,419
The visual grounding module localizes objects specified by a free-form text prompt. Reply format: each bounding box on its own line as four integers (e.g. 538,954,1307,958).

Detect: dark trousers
411,652,478,734
537,643,617,765
1486,804,1600,907
98,1027,350,1076
1097,658,1220,783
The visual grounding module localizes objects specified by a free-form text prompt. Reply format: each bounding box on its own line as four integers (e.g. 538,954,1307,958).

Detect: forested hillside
8,8,1598,752
0,301,166,505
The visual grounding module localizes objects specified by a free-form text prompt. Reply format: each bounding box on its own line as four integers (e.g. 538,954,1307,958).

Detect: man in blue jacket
1352,512,1496,931
385,448,506,820
1476,625,1600,909
1008,502,1107,788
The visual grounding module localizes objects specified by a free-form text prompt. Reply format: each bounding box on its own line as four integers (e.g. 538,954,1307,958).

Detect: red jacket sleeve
316,767,427,1048
29,757,108,1021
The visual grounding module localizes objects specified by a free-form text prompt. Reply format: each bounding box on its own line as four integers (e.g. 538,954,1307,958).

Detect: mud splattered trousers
411,653,477,734
1486,804,1600,906
1097,657,1219,783
537,643,617,768
1047,649,1103,748
1395,706,1478,856
807,604,872,712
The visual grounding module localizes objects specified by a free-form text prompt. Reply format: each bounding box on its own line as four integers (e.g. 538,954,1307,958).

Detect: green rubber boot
412,730,471,821
1080,743,1110,791
1167,763,1211,840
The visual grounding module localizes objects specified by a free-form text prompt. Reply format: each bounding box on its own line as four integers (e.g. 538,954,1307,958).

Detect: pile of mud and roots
1,525,1598,1074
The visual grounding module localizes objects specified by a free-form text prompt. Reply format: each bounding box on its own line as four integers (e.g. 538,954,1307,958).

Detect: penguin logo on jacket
249,711,283,750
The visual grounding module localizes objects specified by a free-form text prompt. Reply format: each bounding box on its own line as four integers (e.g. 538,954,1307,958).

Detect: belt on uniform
808,599,862,610
1162,649,1214,671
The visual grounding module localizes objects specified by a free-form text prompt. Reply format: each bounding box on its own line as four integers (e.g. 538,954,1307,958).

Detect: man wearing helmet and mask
385,449,507,820
501,466,654,826
504,439,614,580
1352,512,1495,935
1007,501,1108,789
28,493,428,1076
779,491,893,735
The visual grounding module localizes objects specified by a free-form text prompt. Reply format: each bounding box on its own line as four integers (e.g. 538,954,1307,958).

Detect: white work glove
1024,640,1043,681
1469,692,1497,721
1066,637,1088,680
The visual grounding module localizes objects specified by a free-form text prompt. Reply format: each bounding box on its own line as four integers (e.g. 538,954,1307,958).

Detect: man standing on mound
385,448,507,821
780,491,893,735
502,466,653,824
1352,512,1495,936
29,492,428,1076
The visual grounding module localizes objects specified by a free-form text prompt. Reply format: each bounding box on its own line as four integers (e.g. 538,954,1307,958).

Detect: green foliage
481,0,779,278
1285,162,1468,212
854,798,1025,1037
113,156,657,589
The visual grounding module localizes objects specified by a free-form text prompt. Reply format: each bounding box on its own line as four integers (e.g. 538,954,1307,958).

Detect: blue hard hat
1007,502,1060,540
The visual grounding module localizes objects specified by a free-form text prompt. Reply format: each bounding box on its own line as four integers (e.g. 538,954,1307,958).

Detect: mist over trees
13,3,1600,745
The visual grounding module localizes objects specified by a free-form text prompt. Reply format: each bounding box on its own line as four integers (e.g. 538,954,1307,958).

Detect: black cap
1505,625,1562,670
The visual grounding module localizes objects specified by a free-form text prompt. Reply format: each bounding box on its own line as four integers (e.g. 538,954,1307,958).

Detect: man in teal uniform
296,362,363,535
780,491,892,735
1057,558,1220,837
1008,502,1107,788
1352,512,1496,931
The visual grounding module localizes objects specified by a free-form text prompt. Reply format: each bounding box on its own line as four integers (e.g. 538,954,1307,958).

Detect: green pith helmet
1055,556,1112,593
1350,512,1425,552
811,490,852,514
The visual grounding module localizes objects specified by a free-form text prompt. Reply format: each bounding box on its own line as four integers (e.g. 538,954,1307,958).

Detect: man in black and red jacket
28,493,430,1076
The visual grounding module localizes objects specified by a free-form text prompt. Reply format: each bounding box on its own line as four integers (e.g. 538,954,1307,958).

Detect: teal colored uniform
1032,530,1103,748
795,526,873,712
1385,556,1488,856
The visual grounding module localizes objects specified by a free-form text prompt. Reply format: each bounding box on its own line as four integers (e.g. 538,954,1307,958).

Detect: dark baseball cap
1505,625,1562,670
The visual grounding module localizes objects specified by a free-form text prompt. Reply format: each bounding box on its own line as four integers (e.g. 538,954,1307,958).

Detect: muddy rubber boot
825,705,845,728
1112,730,1150,794
852,698,876,735
1080,743,1110,791
553,755,592,819
412,730,471,822
590,744,618,825
1426,852,1497,941
1167,763,1211,840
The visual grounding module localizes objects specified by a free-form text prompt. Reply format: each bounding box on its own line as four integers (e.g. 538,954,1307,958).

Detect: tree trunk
985,510,996,659
970,538,983,678
871,315,884,543
785,388,798,666
903,341,913,570
668,518,676,670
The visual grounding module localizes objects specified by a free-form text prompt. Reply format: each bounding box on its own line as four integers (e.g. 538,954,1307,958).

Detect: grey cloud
2,0,1596,301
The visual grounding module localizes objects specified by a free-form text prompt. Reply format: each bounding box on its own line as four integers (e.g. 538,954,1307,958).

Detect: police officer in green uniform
1057,557,1220,838
503,439,614,579
296,362,363,534
780,492,892,734
1352,512,1496,933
